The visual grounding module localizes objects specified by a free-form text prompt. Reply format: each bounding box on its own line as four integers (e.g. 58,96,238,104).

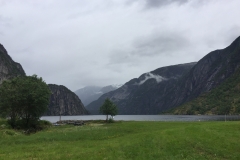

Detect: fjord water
41,115,240,123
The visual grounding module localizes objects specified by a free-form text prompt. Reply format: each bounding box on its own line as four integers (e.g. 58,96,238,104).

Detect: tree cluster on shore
0,75,51,130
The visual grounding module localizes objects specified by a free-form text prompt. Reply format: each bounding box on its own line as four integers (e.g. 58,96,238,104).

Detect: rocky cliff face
46,84,88,116
87,36,240,115
0,43,26,83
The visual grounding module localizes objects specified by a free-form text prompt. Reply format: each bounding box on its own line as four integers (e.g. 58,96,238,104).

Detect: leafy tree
99,98,118,121
0,75,51,128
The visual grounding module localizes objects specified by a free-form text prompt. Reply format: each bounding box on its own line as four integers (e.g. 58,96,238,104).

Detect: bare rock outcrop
46,84,88,116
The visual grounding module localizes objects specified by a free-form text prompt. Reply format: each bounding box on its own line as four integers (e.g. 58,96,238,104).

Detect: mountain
87,36,240,115
45,84,88,116
74,85,120,106
86,62,196,114
0,43,26,83
171,66,240,115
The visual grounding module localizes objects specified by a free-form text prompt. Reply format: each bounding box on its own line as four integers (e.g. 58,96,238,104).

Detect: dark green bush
108,118,115,123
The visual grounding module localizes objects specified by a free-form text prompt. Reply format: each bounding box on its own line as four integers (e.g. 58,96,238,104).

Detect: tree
0,75,51,128
99,98,118,121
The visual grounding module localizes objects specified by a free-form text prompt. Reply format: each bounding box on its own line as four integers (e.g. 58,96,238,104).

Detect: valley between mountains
1,36,240,115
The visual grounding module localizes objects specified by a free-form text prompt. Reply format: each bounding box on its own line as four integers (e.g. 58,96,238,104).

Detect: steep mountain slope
0,43,25,83
75,85,119,106
170,66,240,115
87,62,196,114
87,36,240,115
45,84,88,116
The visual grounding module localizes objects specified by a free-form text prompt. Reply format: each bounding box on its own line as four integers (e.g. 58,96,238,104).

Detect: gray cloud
126,0,189,9
144,0,189,9
132,32,190,56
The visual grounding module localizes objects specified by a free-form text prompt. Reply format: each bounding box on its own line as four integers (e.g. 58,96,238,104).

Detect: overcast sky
1,0,240,91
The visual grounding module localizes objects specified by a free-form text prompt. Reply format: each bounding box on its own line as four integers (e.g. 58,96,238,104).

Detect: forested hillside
171,67,240,115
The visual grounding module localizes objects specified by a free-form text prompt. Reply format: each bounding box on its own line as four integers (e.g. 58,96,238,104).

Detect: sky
1,0,240,92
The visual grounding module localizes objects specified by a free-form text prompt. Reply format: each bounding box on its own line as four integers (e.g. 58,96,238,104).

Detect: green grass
0,120,240,159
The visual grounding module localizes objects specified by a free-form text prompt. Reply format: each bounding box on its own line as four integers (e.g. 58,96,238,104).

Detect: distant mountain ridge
87,36,240,115
74,85,120,106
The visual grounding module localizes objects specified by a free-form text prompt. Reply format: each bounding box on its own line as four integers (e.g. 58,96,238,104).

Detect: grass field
0,120,240,160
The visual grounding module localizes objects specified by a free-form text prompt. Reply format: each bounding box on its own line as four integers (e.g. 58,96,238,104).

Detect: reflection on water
41,115,240,123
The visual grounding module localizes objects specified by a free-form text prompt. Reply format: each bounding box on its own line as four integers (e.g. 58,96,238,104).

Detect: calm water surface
41,115,240,123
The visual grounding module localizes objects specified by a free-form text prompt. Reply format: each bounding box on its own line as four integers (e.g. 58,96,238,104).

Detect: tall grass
0,121,240,159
